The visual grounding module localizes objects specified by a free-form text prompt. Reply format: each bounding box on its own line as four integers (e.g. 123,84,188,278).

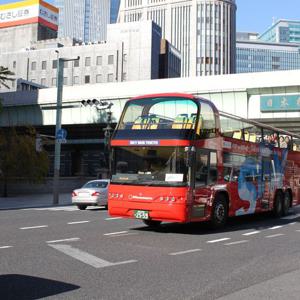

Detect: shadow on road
132,210,300,235
0,274,80,300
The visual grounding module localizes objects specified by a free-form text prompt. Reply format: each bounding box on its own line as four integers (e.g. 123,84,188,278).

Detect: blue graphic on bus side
235,144,288,216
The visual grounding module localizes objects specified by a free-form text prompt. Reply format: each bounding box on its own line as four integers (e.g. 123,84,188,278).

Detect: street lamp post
53,54,80,205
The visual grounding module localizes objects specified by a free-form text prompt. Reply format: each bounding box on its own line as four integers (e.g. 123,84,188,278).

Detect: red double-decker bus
108,93,300,228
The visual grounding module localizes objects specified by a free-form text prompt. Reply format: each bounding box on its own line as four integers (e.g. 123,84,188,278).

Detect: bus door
261,157,273,209
223,165,240,213
192,150,217,219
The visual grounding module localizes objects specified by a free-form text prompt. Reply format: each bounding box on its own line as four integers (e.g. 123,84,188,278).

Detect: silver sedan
72,179,110,210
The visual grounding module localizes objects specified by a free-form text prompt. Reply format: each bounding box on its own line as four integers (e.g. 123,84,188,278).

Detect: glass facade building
259,19,300,44
236,40,300,73
118,0,236,77
55,0,121,43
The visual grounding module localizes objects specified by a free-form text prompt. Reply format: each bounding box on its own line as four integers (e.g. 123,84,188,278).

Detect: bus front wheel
210,195,228,229
142,220,162,228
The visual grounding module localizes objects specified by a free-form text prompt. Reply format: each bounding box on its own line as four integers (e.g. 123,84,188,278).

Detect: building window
73,76,79,84
13,61,16,68
85,57,91,66
12,80,15,88
52,77,57,86
122,73,127,81
52,60,57,69
64,61,68,68
107,73,114,82
96,74,102,83
85,75,90,84
63,77,68,85
108,55,114,65
123,54,127,62
41,61,47,70
74,59,80,67
41,78,46,85
31,61,37,71
96,56,102,65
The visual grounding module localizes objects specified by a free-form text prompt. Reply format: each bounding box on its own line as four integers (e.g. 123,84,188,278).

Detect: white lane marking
224,240,248,246
49,244,137,268
104,231,128,236
109,233,138,237
0,246,13,249
67,221,90,225
169,249,202,256
265,233,285,238
289,222,296,226
242,231,260,236
281,213,300,220
20,225,48,230
29,206,77,211
296,230,300,232
269,225,283,230
47,237,80,244
105,217,123,220
207,238,230,244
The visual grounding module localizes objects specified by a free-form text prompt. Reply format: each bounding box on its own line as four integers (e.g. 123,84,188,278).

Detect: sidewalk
0,193,72,210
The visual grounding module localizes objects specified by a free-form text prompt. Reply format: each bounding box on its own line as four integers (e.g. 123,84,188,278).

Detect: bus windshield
111,146,188,187
113,96,199,140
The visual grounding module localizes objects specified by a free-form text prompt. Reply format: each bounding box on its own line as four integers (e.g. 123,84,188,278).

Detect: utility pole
53,53,80,205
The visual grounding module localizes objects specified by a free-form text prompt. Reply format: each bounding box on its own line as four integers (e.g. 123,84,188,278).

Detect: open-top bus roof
219,110,300,140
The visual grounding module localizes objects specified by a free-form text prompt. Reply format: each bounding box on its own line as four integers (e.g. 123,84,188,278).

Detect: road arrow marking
49,244,137,268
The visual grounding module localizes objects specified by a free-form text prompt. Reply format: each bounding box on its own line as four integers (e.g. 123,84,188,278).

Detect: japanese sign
0,0,58,30
260,95,300,112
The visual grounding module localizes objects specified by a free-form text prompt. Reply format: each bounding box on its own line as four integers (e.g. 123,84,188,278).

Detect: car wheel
142,220,162,228
104,204,108,210
77,205,87,210
210,195,228,229
282,191,291,216
273,192,283,217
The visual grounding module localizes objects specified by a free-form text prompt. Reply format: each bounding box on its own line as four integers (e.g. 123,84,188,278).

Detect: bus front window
111,147,188,186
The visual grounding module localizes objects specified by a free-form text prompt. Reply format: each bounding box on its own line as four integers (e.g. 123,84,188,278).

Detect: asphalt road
1,204,300,300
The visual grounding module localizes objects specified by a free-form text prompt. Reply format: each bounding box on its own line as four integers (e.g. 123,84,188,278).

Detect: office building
118,0,236,77
0,21,180,92
110,0,120,23
236,40,300,73
259,19,300,44
0,0,58,53
55,0,121,43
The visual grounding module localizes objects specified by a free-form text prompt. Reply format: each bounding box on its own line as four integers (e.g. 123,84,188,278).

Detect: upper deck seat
171,114,189,129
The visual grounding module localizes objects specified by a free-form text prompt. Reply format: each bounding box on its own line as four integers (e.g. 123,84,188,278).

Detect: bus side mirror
184,146,196,167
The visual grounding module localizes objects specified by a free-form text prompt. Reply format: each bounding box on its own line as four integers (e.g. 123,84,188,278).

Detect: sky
0,0,299,34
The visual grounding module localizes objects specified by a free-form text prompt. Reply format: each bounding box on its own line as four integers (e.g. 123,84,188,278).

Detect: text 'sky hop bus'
108,93,300,228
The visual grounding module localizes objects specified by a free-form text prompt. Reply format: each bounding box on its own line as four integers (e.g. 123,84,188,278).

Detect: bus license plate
134,210,149,220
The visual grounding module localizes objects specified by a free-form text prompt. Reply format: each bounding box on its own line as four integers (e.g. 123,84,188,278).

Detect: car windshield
111,146,188,187
83,181,108,188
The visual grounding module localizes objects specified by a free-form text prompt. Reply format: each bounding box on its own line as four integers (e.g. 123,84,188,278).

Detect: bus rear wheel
273,192,283,217
210,195,228,229
142,220,162,228
282,192,291,216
